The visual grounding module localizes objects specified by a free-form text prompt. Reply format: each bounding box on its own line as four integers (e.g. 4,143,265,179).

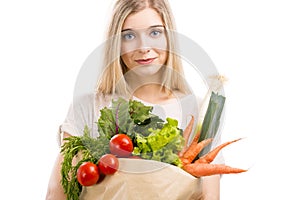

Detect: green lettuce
97,107,115,138
133,118,184,167
97,97,185,167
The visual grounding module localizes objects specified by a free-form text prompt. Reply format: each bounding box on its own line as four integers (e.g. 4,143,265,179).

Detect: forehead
122,8,164,30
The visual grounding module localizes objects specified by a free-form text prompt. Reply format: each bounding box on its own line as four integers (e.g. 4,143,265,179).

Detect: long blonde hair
97,0,191,97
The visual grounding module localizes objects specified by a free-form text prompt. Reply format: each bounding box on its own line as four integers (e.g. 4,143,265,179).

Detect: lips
135,58,156,65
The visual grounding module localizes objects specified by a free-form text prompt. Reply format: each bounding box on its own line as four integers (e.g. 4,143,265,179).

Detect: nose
138,47,150,53
137,34,151,53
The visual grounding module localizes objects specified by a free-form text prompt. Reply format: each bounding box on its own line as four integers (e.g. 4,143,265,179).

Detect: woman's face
121,8,168,76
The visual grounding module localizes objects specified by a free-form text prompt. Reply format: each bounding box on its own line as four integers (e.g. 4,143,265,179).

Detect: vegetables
97,98,159,138
177,92,247,177
98,154,119,175
77,154,119,187
60,95,247,199
183,163,247,177
195,138,242,164
60,97,184,199
179,136,247,177
97,97,184,166
109,134,134,157
179,115,194,157
197,92,226,157
77,162,100,186
180,137,213,166
60,126,109,200
132,117,184,167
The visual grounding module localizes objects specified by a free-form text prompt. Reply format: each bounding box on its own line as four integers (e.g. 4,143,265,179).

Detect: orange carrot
183,163,247,177
183,115,194,147
195,138,242,164
179,126,200,157
180,138,213,165
178,116,195,157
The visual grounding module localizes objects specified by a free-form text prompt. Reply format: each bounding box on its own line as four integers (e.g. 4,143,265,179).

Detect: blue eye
122,32,135,41
150,30,162,38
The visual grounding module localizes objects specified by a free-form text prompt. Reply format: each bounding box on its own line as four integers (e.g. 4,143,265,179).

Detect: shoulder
72,92,113,110
173,90,203,104
176,93,202,109
94,92,113,109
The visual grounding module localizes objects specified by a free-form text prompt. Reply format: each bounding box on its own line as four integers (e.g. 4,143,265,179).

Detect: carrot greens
60,126,109,200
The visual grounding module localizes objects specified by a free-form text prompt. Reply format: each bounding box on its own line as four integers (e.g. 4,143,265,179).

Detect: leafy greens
97,97,184,166
61,97,185,200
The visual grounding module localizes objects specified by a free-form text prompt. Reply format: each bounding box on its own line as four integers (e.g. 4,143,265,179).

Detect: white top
59,92,224,164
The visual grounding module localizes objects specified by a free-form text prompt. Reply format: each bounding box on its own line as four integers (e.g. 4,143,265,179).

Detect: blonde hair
97,0,191,97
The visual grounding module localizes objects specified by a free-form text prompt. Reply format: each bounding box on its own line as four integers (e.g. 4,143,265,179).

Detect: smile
135,58,156,65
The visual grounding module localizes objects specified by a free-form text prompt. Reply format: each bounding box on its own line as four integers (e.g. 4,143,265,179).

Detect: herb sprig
60,126,109,200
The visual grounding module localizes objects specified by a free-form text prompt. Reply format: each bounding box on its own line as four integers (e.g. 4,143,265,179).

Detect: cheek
121,53,134,69
158,50,168,64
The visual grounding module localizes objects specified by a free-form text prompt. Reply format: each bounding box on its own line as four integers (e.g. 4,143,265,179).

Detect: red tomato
76,162,99,186
98,154,119,175
109,134,133,157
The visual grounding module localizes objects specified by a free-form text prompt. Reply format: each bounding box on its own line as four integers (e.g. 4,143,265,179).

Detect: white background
1,0,300,199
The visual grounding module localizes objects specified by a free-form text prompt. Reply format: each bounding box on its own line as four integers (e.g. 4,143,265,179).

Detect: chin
132,64,163,77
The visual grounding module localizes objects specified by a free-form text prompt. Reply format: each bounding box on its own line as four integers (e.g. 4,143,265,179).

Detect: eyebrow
121,25,164,32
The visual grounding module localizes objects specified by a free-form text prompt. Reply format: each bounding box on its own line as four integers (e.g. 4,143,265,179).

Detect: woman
46,0,222,199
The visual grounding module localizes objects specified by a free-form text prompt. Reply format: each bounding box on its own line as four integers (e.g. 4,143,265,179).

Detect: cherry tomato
109,134,133,157
98,154,119,175
76,162,99,186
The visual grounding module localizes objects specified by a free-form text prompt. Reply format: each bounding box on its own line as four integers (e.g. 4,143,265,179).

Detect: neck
125,67,175,103
126,68,162,86
133,84,174,104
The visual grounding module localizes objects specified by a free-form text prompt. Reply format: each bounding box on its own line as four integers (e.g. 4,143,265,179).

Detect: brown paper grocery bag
80,158,202,200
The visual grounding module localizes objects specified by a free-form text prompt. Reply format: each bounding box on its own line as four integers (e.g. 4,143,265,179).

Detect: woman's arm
201,175,221,200
46,132,71,200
